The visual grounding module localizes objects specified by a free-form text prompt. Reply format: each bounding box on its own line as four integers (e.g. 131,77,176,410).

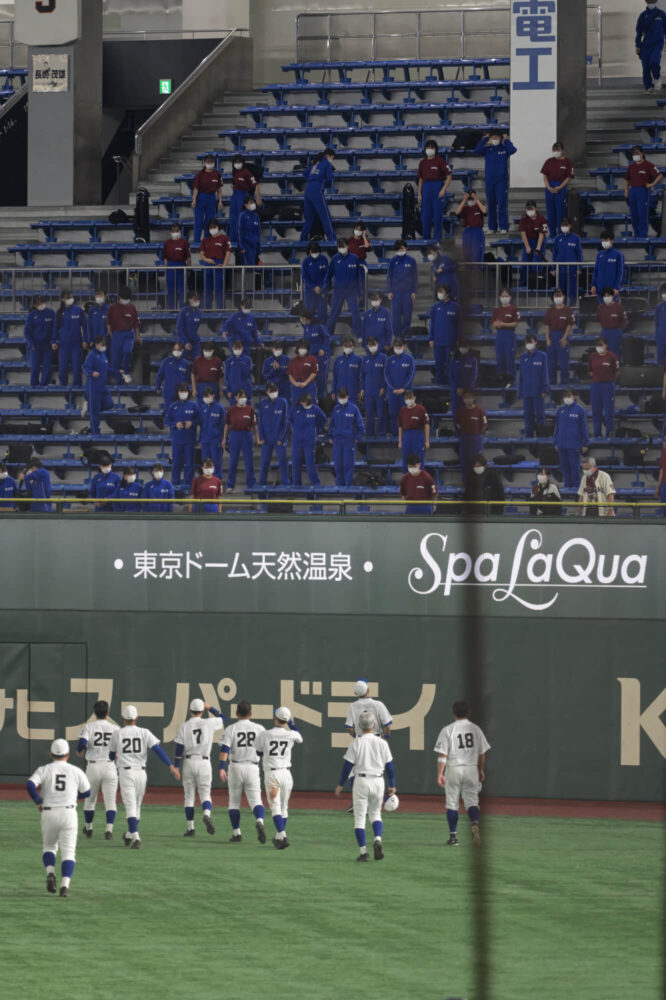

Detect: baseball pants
352,775,384,828
264,768,293,817
444,764,481,810
118,768,147,819
41,807,78,861
86,761,118,812
228,762,263,811
183,759,213,809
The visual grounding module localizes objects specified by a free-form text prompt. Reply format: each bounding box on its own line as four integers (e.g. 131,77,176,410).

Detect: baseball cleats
373,839,384,861
446,834,459,846
82,827,93,838
471,824,481,846
203,815,215,835
46,873,57,894
130,838,141,850
256,821,266,844
122,833,132,847
229,833,242,843
272,836,288,850
184,829,196,837
104,831,113,841
281,837,290,849
356,853,370,862
59,887,70,898
345,803,354,814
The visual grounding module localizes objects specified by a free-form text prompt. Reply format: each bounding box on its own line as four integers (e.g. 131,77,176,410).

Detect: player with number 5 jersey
256,707,303,850
174,698,225,837
218,700,267,843
77,699,119,840
433,700,490,847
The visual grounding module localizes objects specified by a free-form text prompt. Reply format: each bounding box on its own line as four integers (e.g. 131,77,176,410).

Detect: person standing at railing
472,131,517,235
360,337,387,437
166,384,200,489
590,233,624,302
82,335,118,435
86,290,108,343
0,462,19,511
229,156,262,244
541,142,574,238
54,290,87,387
623,145,663,238
576,456,615,518
257,383,290,487
635,0,666,93
588,337,620,438
191,156,223,244
492,288,521,388
454,189,487,263
290,394,327,487
326,237,363,341
116,467,143,513
24,295,55,388
554,389,589,489
89,457,121,512
428,285,461,385
199,219,231,309
416,139,451,243
238,195,262,266
156,342,191,412
176,290,202,362
529,467,562,516
141,464,174,513
106,286,140,384
400,455,437,515
387,239,418,339
397,390,430,474
19,459,52,513
221,297,263,356
455,390,488,482
385,338,415,432
163,223,191,309
190,460,223,514
300,148,337,244
191,343,224,403
463,454,504,516
199,386,226,481
551,218,583,306
301,241,329,323
518,201,548,287
543,289,575,387
329,387,364,488
223,390,258,494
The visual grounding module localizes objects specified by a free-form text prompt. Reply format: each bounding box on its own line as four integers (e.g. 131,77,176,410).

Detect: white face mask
101,466,112,475
632,154,642,163
396,249,406,257
526,210,536,219
37,304,46,311
473,466,485,475
237,398,247,407
203,350,214,359
405,399,416,408
233,349,243,357
241,308,251,315
500,297,511,305
64,298,74,307
601,241,612,250
343,347,353,356
525,342,536,352
553,296,564,306
203,398,214,406
209,227,219,236
120,298,131,305
303,404,312,411
153,470,164,480
596,346,606,354
233,162,243,170
203,468,214,477
603,296,613,305
537,474,548,485
370,300,380,309
553,150,563,159
98,345,107,353
171,231,181,239
467,200,475,207
560,226,570,234
437,292,446,301
425,148,436,158
268,392,278,401
272,349,283,357
173,350,183,358
489,139,500,147
95,296,105,305
178,392,188,400
408,467,420,476
661,293,666,302
564,396,574,405
353,229,362,237
368,345,378,354
338,397,348,406
310,252,320,259
394,348,404,356
459,347,469,356
126,475,136,484
247,203,257,212
427,253,436,262
0,471,7,480
583,467,595,477
338,247,349,256
297,347,308,356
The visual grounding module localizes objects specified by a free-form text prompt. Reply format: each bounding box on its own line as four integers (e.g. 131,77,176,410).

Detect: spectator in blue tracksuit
656,282,666,365
472,131,517,233
176,293,202,361
449,341,479,406
221,298,262,354
166,384,200,487
387,240,418,338
54,290,87,386
20,460,52,512
361,292,393,352
199,386,226,480
291,395,327,486
591,233,625,301
301,242,329,322
156,343,191,412
429,286,461,384
262,343,290,401
238,196,262,265
24,295,55,387
326,239,363,340
224,342,253,406
258,384,290,485
331,338,363,405
360,338,387,436
554,390,589,488
517,335,550,437
116,467,143,512
83,336,117,435
89,458,121,511
635,0,666,92
426,245,458,298
385,339,415,432
0,462,18,509
552,219,583,305
299,309,330,399
329,389,364,488
300,149,336,243
87,291,108,343
142,464,174,513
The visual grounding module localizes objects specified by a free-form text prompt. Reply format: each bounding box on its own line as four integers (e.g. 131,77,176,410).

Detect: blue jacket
23,468,52,510
222,310,261,351
332,352,362,397
305,157,334,192
291,403,327,442
156,354,191,397
636,7,666,47
55,305,87,345
166,399,200,442
362,306,393,350
199,400,226,442
472,137,517,181
258,396,290,442
429,300,461,346
83,347,116,390
387,254,418,294
239,210,261,247
385,353,415,391
262,353,290,392
361,352,387,395
87,303,108,341
24,308,56,346
117,480,143,512
224,354,253,396
90,471,121,503
655,301,666,343
330,400,365,440
142,478,174,513
303,322,330,357
554,402,589,450
326,252,362,291
592,248,625,294
518,350,549,398
431,253,458,294
302,254,329,291
176,306,202,349
449,354,478,391
0,475,18,508
552,233,583,263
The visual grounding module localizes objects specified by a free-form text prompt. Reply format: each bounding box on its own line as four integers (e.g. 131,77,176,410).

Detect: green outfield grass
0,804,662,1000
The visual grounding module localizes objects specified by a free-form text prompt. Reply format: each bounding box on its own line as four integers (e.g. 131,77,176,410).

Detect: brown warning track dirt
1,783,662,821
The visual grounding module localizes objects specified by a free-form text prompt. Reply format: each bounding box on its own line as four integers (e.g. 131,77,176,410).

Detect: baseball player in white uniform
26,738,91,897
434,700,490,847
256,706,303,850
173,698,224,837
343,678,392,811
108,704,180,848
77,699,118,840
218,699,266,844
335,711,396,862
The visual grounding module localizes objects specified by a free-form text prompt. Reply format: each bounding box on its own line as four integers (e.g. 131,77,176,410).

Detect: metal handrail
104,28,248,41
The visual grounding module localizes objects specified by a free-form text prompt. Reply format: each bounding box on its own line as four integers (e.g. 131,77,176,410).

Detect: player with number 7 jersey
174,698,225,837
218,700,267,844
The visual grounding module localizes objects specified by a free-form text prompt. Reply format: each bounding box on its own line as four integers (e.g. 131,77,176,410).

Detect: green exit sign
159,78,172,95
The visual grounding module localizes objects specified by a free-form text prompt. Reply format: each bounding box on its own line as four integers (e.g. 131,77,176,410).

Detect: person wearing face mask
325,238,363,341
361,292,393,353
654,439,666,508
230,156,261,244
541,142,574,237
417,140,452,242
577,456,615,518
288,339,319,407
106,286,140,385
87,290,108,342
156,342,191,412
332,338,362,405
223,340,253,407
82,335,118,435
543,289,575,386
517,334,549,437
116,467,143,513
238,195,262,266
463,454,505,515
300,148,337,243
257,382,290,486
360,337,388,437
298,309,330,399
348,223,372,266
0,462,19,511
166,384,200,488
262,341,290,401
518,201,548,285
427,244,459,298
199,387,226,480
429,285,461,385
24,295,55,387
623,145,663,237
385,339,416,432
471,131,517,234
595,290,629,360
655,281,666,365
387,240,418,339
191,156,223,244
551,218,583,305
449,339,479,405
554,389,589,488
89,456,121,512
492,290,521,386
221,297,262,355
290,394,327,486
455,390,488,481
141,464,174,514
190,460,223,514
54,290,87,387
397,391,430,473
454,189,487,263
176,290,202,362
301,241,329,323
191,343,224,403
199,220,231,309
328,388,365,488
18,459,52,513
635,0,666,92
223,391,258,493
399,454,437,515
590,233,624,302
588,337,620,438
163,226,191,309
529,467,561,516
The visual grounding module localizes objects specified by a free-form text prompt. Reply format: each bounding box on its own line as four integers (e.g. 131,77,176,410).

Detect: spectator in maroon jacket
163,223,191,309
191,155,224,243
190,459,223,514
400,454,437,515
588,337,620,438
191,343,224,402
455,390,488,481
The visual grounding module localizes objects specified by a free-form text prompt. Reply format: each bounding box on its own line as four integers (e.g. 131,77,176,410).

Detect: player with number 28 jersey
219,700,267,844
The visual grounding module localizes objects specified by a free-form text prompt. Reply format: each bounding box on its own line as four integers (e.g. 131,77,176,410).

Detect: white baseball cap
190,698,205,712
274,706,291,722
50,738,69,756
384,793,399,812
353,679,368,697
122,704,138,720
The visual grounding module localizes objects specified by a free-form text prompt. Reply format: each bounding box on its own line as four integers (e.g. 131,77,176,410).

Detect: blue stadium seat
282,57,510,84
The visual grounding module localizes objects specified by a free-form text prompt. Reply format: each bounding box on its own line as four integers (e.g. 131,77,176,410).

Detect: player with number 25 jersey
77,699,119,840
